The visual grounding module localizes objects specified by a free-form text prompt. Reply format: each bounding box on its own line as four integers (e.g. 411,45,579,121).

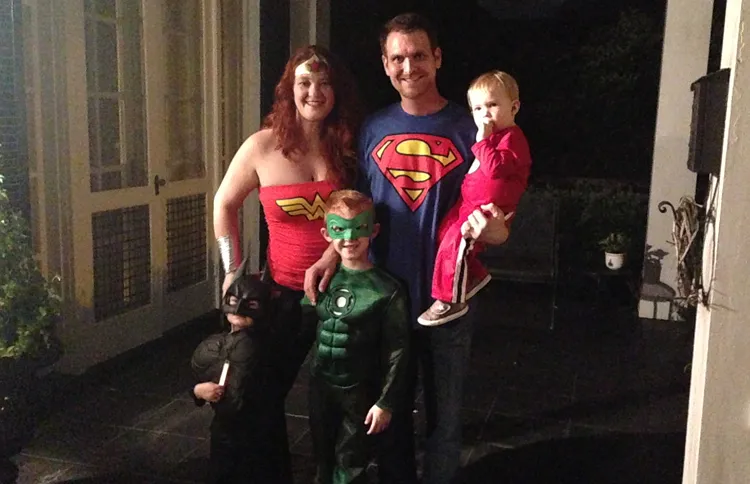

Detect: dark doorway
330,0,667,183
257,0,290,265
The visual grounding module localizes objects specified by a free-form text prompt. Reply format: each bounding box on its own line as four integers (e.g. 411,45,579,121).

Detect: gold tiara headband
294,54,327,77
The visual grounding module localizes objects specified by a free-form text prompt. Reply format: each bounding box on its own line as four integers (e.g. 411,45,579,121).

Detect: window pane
164,0,203,182
165,0,198,32
121,0,147,188
99,99,121,166
85,0,147,192
92,205,151,321
85,18,97,92
166,34,187,97
96,22,118,92
88,102,100,168
91,171,123,192
166,194,207,291
166,100,183,159
85,0,117,18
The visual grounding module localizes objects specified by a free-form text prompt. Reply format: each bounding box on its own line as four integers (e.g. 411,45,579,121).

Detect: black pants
208,414,267,484
309,376,374,484
375,312,476,484
206,285,317,484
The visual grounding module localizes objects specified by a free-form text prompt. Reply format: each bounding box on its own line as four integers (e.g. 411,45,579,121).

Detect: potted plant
599,232,631,270
0,172,61,481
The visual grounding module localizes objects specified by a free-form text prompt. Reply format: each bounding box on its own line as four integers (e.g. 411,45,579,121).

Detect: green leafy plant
598,232,631,254
533,178,648,267
0,173,60,359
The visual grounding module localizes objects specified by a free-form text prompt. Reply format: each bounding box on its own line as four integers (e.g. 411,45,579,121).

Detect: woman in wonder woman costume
212,45,362,483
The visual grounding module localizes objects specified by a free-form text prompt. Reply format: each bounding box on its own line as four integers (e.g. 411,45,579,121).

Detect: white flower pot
605,252,626,270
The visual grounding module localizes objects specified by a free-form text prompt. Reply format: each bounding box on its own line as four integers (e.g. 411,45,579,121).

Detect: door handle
153,175,167,195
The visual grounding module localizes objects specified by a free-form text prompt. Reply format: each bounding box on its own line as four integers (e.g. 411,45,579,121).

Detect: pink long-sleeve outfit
431,125,532,303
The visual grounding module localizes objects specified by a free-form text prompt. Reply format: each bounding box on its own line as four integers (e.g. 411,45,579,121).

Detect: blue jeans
377,304,476,484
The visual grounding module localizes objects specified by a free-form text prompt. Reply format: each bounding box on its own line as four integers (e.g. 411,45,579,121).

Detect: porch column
684,1,750,482
241,0,262,272
290,0,330,50
639,0,713,319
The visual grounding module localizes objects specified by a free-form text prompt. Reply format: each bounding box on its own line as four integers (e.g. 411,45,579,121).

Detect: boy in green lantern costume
302,189,410,484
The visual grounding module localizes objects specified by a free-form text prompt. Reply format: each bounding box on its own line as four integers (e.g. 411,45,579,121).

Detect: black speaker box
687,68,730,176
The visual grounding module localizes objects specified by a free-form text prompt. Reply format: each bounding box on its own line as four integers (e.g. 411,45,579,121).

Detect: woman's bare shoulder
245,128,277,153
230,129,276,167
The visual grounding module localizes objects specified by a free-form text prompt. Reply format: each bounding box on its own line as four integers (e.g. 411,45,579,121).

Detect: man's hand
476,119,494,143
460,203,510,244
194,382,224,402
304,244,340,305
364,405,392,435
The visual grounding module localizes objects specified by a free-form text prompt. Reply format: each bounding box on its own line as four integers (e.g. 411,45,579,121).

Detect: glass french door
64,0,218,363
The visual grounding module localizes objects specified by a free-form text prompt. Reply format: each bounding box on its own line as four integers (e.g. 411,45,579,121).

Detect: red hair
326,189,374,216
263,45,362,186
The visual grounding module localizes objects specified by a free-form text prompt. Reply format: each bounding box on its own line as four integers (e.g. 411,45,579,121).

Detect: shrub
0,174,60,359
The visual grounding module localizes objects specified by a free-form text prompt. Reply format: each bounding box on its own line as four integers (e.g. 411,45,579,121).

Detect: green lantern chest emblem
327,286,356,317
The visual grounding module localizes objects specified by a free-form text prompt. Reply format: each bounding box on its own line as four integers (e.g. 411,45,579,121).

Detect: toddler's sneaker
465,273,491,300
418,300,468,326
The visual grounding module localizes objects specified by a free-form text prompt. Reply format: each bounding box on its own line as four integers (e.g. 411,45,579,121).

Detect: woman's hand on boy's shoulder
304,243,340,305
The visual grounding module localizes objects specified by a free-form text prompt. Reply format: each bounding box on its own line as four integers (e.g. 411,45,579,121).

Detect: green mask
325,210,375,240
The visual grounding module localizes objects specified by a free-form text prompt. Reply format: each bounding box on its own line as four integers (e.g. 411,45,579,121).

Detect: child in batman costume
418,71,532,327
301,190,410,484
190,260,272,484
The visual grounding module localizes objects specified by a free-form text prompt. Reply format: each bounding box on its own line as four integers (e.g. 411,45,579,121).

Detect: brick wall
0,0,29,219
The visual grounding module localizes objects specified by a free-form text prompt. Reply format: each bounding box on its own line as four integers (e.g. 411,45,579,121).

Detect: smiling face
322,207,377,264
293,57,335,123
382,30,441,101
468,86,519,132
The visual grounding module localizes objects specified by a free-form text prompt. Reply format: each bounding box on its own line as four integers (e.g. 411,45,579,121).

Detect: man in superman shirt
305,12,510,484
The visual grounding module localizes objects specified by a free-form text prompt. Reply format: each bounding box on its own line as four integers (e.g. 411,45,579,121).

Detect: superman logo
371,134,463,211
276,193,327,220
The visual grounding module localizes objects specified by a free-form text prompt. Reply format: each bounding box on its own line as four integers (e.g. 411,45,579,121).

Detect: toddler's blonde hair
467,70,520,105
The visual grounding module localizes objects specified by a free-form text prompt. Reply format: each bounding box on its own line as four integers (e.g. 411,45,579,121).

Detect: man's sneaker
465,273,492,301
418,300,469,327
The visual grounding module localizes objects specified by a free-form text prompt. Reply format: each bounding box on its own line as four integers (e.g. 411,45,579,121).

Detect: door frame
21,0,264,374
20,0,228,373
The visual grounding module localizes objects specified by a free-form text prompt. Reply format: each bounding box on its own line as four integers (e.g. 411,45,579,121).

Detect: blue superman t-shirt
358,102,476,324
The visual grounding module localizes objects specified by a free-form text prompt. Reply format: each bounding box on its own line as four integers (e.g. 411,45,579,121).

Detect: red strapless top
258,180,338,290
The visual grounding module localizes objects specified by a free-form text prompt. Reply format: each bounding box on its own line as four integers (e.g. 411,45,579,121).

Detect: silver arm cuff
217,235,237,273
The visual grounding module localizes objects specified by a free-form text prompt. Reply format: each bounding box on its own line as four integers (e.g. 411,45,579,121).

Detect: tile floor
9,281,693,484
